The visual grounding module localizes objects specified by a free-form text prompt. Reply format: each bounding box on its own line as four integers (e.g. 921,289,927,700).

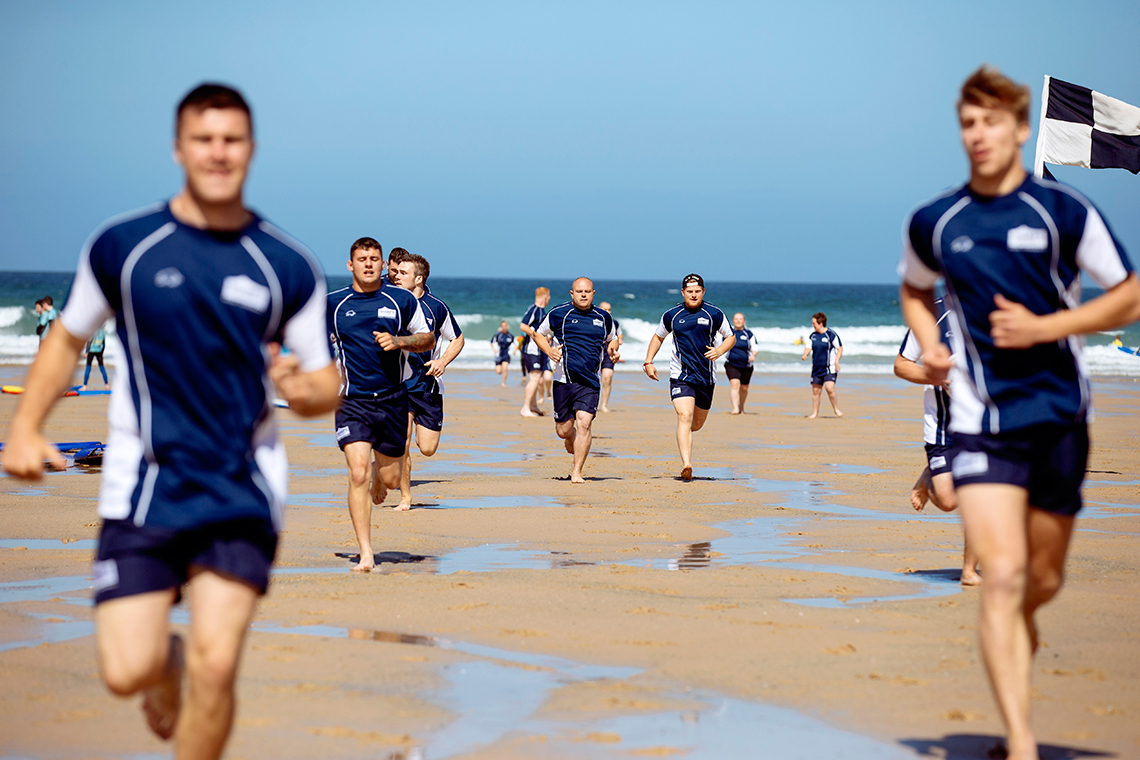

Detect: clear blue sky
1,1,1137,282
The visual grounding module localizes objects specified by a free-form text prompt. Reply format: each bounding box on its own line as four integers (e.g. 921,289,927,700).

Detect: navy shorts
495,353,510,365
725,363,754,385
810,368,837,385
408,390,444,432
553,381,599,422
601,352,616,371
523,352,545,373
669,379,714,410
335,393,409,457
925,441,956,477
951,423,1089,516
93,517,277,605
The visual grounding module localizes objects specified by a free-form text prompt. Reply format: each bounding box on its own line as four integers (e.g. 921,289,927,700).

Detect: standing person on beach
643,274,735,481
1,83,340,760
725,312,758,414
491,321,515,386
800,312,843,418
328,238,433,570
598,301,623,412
519,286,551,417
529,277,618,483
899,66,1140,760
894,302,980,585
36,296,58,343
80,322,109,390
389,251,465,510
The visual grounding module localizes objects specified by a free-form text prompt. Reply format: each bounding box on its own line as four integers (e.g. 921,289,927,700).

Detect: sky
1,1,1137,283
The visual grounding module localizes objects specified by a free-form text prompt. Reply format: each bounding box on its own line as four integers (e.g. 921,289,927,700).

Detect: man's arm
900,283,951,385
268,347,340,416
426,334,465,377
642,332,665,381
530,331,561,364
990,272,1140,348
2,325,86,477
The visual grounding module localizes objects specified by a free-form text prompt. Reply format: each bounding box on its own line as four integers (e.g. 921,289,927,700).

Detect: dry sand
1,367,1137,759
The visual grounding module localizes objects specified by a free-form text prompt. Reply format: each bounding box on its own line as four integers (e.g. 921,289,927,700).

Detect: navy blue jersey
654,302,734,385
491,331,514,359
900,175,1133,434
899,303,954,446
537,302,617,389
726,328,756,368
808,329,841,374
520,304,546,356
59,203,330,531
327,283,430,399
405,287,462,395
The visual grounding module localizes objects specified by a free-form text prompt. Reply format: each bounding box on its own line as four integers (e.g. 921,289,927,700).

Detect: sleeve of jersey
283,276,332,372
59,232,115,340
899,330,922,362
716,312,733,340
1075,204,1134,289
536,312,554,338
654,312,670,339
605,314,617,342
898,212,941,289
831,330,842,347
440,308,461,341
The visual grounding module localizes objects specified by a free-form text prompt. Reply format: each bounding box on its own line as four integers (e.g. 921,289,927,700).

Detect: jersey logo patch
593,319,604,327
697,317,710,325
377,307,397,319
953,451,988,478
949,236,974,254
221,275,271,313
1007,225,1048,252
154,267,184,288
345,310,356,317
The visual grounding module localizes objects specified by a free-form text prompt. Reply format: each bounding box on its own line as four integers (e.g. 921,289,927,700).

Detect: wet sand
1,368,1138,759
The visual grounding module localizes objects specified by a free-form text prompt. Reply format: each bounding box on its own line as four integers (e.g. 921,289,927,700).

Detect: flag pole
1033,75,1052,178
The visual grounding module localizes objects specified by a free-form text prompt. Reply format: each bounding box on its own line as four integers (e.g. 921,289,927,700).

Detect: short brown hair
958,65,1030,124
812,312,827,327
535,287,550,298
407,253,430,282
388,247,411,266
176,83,253,136
349,237,382,257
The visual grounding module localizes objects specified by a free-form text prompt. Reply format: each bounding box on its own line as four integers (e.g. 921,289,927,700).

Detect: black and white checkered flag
1033,75,1140,177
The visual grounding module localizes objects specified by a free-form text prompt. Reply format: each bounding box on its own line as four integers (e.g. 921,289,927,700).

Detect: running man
491,321,515,386
519,286,551,416
725,312,758,414
598,301,623,412
899,66,1140,760
530,277,618,483
1,83,340,760
800,312,843,418
894,302,980,586
643,274,734,481
328,239,433,570
389,252,465,509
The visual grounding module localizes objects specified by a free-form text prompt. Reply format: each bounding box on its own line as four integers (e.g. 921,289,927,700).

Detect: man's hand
1,429,65,479
425,360,446,378
373,332,398,351
921,343,953,387
643,362,659,381
546,346,563,364
990,294,1045,349
703,345,719,360
268,344,305,402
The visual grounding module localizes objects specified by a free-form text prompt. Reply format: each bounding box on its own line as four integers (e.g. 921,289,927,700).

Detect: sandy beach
1,367,1137,759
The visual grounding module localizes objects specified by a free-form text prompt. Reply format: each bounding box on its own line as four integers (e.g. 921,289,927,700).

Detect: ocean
3,271,1139,377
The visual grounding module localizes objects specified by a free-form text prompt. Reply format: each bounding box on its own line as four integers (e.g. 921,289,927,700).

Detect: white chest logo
697,317,710,326
377,307,397,319
221,275,270,313
593,318,604,327
345,310,356,317
1007,225,1048,252
949,236,974,254
154,267,184,288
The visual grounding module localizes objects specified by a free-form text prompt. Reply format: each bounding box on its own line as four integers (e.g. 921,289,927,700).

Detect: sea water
3,272,1138,376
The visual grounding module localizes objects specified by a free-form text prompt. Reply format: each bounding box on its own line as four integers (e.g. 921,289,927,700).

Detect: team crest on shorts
671,386,681,395
335,425,351,441
953,451,989,477
92,559,119,591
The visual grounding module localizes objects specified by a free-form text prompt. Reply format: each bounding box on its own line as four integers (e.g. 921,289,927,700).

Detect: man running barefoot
529,278,618,483
801,312,843,418
894,304,980,586
328,239,433,570
724,312,758,414
598,301,623,412
643,274,734,481
900,66,1140,760
2,84,340,760
389,252,465,510
491,321,515,386
519,287,551,416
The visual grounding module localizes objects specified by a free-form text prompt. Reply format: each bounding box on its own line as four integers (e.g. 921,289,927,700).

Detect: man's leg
910,467,931,511
97,353,109,385
374,451,404,512
177,569,260,760
399,420,442,510
959,483,1037,760
728,378,742,414
600,368,614,412
738,382,749,413
569,409,594,483
823,380,843,417
396,414,415,511
672,396,697,480
96,589,181,739
344,441,378,571
521,370,543,416
542,370,553,402
928,471,981,586
808,383,822,419
1023,508,1074,651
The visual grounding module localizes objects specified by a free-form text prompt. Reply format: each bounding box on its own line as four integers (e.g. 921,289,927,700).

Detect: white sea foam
454,314,485,327
0,306,24,329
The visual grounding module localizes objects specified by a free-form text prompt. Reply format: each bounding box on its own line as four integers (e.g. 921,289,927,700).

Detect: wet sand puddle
252,621,913,759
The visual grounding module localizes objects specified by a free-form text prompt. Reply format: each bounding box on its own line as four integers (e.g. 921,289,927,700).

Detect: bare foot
680,466,693,482
352,555,375,572
142,633,184,741
393,499,411,512
370,464,387,506
910,485,928,512
78,385,87,392
961,568,983,587
834,410,843,417
807,413,818,420
570,473,586,484
564,436,575,455
520,408,544,417
729,410,742,415
600,406,610,413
